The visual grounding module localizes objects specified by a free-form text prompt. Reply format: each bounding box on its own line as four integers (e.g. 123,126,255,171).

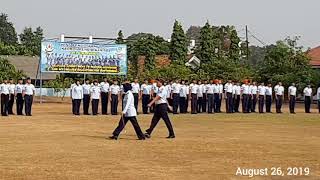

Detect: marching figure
179,80,188,113
288,83,297,114
23,77,35,116
233,82,241,113
15,78,24,115
224,80,233,113
206,80,215,113
251,82,258,113
241,80,250,113
197,80,204,113
145,79,175,139
303,85,312,113
109,83,145,140
202,80,208,113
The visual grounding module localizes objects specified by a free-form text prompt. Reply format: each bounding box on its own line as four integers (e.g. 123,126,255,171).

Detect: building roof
1,55,58,80
308,46,320,68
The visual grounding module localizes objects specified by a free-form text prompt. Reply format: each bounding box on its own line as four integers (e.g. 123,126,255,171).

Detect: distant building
307,46,320,69
185,55,200,69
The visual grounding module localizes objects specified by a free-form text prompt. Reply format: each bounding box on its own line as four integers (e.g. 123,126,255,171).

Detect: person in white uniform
109,83,145,140
23,77,35,116
141,79,152,114
72,80,83,115
15,78,24,115
288,83,297,114
109,80,121,115
91,80,101,115
274,82,284,113
303,85,312,113
82,79,91,115
131,78,141,112
1,79,10,116
317,84,320,113
8,78,15,115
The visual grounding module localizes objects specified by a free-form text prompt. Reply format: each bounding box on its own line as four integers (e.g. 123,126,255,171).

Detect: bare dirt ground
0,98,319,180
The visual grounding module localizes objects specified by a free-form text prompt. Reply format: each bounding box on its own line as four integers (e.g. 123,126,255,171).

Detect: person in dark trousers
15,79,24,115
257,83,266,113
145,79,175,139
150,80,158,113
8,78,15,114
1,79,10,116
250,82,258,113
109,80,120,115
71,80,83,116
179,80,188,113
197,80,204,113
206,80,214,113
131,78,141,113
265,83,273,113
100,78,110,115
70,82,76,115
171,79,181,114
82,79,91,115
141,79,151,114
202,80,208,112
185,81,190,112
274,82,284,113
218,80,223,113
224,80,233,113
91,80,101,115
233,82,241,113
190,79,198,114
317,85,320,113
23,78,35,116
303,85,312,113
288,83,297,114
241,80,250,113
165,80,173,112
109,83,145,140
213,80,220,113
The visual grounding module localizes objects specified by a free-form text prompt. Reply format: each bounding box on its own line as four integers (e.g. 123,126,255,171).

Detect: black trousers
92,99,99,115
8,94,14,114
150,94,156,113
146,104,175,136
214,93,220,113
275,95,283,113
113,116,145,139
197,96,203,113
202,93,207,112
226,92,233,113
266,95,272,113
185,96,189,112
111,94,118,115
172,93,179,114
207,94,214,113
304,96,311,113
218,94,222,112
122,94,125,110
248,95,252,113
179,97,186,113
101,92,109,115
251,95,257,112
142,94,150,114
289,95,296,113
318,100,320,113
242,94,249,113
258,95,264,113
16,93,24,115
24,95,33,116
133,93,139,112
1,94,9,116
233,95,240,112
191,94,197,114
83,94,90,115
73,99,81,115
72,99,75,115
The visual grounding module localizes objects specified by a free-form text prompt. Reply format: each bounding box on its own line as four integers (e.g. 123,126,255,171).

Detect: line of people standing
0,77,36,116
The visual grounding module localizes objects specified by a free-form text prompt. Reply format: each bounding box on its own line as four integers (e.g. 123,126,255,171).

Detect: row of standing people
0,78,36,116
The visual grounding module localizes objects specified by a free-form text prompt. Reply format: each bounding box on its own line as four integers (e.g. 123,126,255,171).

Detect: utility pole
245,25,249,61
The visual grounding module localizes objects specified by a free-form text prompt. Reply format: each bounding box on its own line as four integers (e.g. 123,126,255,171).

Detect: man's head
76,80,81,85
113,80,118,85
307,84,311,88
134,78,138,83
85,79,90,84
104,78,108,82
278,82,282,86
292,83,295,86
93,80,98,85
156,79,164,87
193,79,197,84
123,83,132,93
18,79,23,84
26,77,31,84
9,78,13,84
181,80,185,85
198,80,202,85
261,82,265,86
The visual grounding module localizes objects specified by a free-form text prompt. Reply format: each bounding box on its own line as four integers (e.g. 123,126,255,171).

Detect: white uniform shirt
213,84,219,94
274,85,284,96
206,84,214,94
109,85,120,95
233,85,241,95
122,91,137,117
15,84,24,94
186,85,190,95
131,83,140,94
257,85,266,95
141,84,152,95
265,87,273,96
91,85,101,99
155,86,167,105
1,83,10,94
251,85,258,95
190,83,199,94
241,84,250,94
100,82,110,93
179,85,188,97
9,84,15,94
288,86,297,96
224,83,233,93
72,85,83,99
152,83,158,94
23,84,35,95
303,87,312,97
317,87,320,100
82,84,91,95
197,84,204,97
172,83,181,94
165,84,171,98
219,84,223,94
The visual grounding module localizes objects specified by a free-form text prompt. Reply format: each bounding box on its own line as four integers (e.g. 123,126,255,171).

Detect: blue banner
41,41,127,75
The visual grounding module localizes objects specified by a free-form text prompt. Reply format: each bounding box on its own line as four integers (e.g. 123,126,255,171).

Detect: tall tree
116,30,124,44
170,20,188,65
19,26,43,56
197,21,216,65
0,13,18,45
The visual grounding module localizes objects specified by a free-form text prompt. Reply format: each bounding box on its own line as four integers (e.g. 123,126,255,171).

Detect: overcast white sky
2,0,319,48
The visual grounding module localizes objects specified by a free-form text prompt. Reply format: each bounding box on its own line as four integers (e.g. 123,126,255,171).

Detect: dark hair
123,83,132,92
156,79,164,84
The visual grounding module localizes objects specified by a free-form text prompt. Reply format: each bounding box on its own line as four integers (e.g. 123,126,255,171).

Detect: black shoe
144,133,151,138
166,135,175,139
138,137,146,140
109,136,118,140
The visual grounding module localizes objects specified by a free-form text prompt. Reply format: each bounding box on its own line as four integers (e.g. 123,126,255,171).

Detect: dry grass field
0,99,319,180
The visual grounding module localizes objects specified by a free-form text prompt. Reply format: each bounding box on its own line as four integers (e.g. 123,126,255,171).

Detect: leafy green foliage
196,22,216,65
0,13,18,45
0,57,26,81
116,30,124,44
19,27,43,56
170,20,188,65
44,74,73,100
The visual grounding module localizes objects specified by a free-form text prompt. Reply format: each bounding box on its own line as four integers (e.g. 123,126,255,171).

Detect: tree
44,74,73,100
170,20,188,65
196,22,216,65
0,57,26,80
0,13,18,45
19,26,44,56
116,30,124,44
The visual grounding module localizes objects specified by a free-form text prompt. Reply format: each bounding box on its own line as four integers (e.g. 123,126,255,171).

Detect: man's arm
148,95,161,107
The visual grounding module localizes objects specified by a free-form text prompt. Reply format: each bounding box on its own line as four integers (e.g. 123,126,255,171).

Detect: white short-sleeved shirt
233,85,241,95
23,84,35,95
257,85,266,95
206,84,214,94
180,85,188,97
317,87,320,100
251,85,258,95
190,83,199,94
109,85,120,95
219,84,223,93
9,84,15,94
122,91,137,117
172,83,181,94
82,84,91,95
274,85,284,96
197,84,204,97
1,83,10,94
288,86,297,96
224,83,233,93
72,85,83,99
15,84,24,94
265,87,273,96
241,84,250,94
100,82,110,93
303,87,312,97
213,84,219,94
155,86,167,104
131,83,140,94
152,83,158,94
91,85,101,99
141,84,152,95
165,84,172,98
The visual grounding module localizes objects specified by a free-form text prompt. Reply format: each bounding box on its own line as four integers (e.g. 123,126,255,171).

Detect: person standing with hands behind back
23,77,35,116
303,84,312,113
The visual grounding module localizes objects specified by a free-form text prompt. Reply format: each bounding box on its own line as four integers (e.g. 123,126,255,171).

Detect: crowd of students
71,78,320,115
